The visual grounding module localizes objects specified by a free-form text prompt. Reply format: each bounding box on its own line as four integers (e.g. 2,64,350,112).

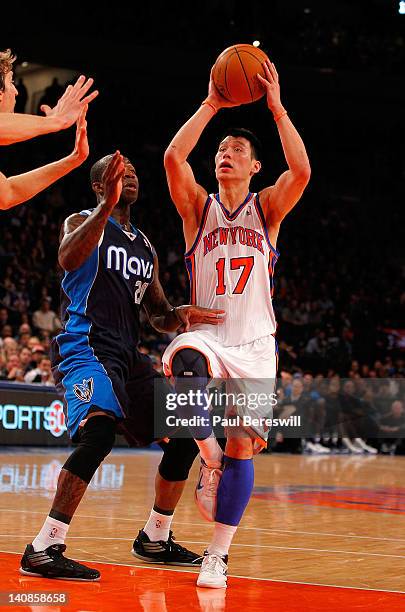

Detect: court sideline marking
1,507,405,544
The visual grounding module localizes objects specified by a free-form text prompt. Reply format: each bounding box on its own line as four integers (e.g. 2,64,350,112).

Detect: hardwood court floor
0,449,404,611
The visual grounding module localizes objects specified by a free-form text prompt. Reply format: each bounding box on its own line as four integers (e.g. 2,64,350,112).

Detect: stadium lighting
253,40,260,47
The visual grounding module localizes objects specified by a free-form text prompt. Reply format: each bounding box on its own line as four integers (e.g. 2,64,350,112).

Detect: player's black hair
89,154,114,185
218,128,262,160
89,154,130,185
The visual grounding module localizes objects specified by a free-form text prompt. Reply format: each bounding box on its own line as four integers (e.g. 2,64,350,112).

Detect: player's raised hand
100,151,125,210
70,105,89,166
256,61,283,113
174,305,226,333
205,67,240,111
40,75,99,129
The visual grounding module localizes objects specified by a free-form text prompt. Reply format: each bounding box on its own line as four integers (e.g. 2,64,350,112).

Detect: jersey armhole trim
184,195,212,258
254,194,280,258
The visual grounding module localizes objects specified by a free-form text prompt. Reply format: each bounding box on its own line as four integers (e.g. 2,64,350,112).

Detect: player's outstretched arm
257,61,311,227
164,68,238,223
143,255,225,333
0,75,98,145
58,151,125,271
0,106,90,211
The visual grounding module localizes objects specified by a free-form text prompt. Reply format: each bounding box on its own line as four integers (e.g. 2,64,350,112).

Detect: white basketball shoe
197,552,228,588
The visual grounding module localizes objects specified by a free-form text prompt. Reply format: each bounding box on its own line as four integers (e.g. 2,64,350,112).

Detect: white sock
32,516,69,552
196,433,223,467
143,509,173,542
207,522,237,557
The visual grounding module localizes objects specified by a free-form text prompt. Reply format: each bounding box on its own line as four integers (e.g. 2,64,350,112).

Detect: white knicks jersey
185,192,279,347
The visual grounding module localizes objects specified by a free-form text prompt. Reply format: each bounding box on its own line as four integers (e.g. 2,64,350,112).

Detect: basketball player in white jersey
163,60,310,587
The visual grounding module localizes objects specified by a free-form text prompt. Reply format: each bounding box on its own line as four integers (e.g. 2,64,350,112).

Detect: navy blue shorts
52,345,172,446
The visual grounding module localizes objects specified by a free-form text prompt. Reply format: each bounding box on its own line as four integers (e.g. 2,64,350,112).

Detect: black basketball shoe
20,544,100,581
132,529,203,566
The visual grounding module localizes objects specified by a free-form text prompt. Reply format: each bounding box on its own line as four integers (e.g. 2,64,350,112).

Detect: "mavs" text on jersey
106,245,154,280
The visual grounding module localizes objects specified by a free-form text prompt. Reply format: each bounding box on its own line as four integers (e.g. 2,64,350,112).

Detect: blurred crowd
270,371,404,456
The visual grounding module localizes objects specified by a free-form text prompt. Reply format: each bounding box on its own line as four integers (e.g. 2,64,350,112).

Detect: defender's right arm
0,75,98,145
58,152,124,272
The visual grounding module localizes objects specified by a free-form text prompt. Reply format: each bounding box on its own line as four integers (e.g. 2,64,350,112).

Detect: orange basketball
212,44,270,104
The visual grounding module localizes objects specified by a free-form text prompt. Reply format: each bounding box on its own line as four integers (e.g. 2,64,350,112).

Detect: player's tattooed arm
59,152,125,271
58,209,109,271
143,255,225,333
142,255,182,332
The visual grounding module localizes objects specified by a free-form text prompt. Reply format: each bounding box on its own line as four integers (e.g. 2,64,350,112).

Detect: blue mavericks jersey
54,212,155,370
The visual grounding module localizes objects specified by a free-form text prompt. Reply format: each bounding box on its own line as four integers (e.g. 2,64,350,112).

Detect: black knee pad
172,349,210,396
172,349,210,380
158,436,199,482
63,415,116,483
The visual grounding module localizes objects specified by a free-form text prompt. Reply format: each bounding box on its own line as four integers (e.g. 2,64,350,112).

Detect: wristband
274,109,287,123
201,99,218,114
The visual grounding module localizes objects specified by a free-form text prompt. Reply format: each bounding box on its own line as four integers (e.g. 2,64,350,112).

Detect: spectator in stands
18,347,33,374
19,332,31,348
2,336,18,357
39,330,52,354
27,336,40,348
274,378,312,453
379,400,405,454
26,343,46,370
0,307,9,329
18,322,32,337
3,354,24,382
305,329,327,357
32,298,61,335
322,376,344,450
24,356,54,385
304,329,328,372
1,324,13,340
339,380,378,454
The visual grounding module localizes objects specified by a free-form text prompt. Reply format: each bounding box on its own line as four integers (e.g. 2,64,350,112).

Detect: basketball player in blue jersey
20,151,225,581
0,48,98,209
163,60,311,587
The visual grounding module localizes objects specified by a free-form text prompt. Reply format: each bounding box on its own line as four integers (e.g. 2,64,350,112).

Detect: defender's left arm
258,62,311,230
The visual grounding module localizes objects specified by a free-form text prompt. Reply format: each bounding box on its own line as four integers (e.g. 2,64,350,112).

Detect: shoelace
203,554,226,575
207,468,221,497
167,532,187,555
